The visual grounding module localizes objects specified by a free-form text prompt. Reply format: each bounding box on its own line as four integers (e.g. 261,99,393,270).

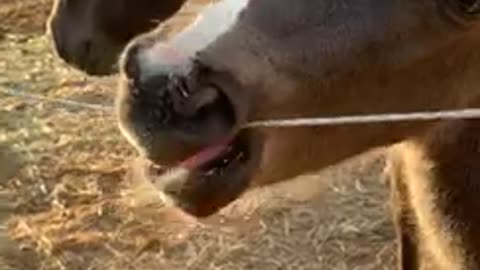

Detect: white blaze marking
170,0,249,55
138,0,249,80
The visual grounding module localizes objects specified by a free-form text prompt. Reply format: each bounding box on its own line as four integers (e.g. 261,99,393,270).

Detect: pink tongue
179,137,234,169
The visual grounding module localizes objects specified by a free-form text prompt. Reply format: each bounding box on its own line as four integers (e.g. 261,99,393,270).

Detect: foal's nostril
176,86,220,117
173,85,237,143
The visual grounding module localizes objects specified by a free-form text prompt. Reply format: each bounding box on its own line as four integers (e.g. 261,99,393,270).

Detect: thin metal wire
0,87,114,113
2,87,480,128
244,108,480,128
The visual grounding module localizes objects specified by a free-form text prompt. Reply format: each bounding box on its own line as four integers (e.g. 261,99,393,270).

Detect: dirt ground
0,1,397,269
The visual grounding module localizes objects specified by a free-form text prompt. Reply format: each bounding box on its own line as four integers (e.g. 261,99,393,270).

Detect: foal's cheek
250,131,310,185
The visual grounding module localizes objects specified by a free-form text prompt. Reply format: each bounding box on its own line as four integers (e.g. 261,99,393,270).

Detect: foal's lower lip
179,136,234,169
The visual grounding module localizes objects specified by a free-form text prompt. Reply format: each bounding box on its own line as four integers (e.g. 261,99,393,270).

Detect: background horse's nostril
76,39,93,66
69,39,94,69
54,38,69,61
82,40,92,58
49,26,75,64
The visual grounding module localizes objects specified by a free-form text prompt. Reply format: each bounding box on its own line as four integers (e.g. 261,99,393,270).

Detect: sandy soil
0,1,397,269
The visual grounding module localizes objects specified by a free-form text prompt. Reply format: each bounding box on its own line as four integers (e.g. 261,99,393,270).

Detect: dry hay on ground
9,151,396,270
0,0,53,35
0,1,397,269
